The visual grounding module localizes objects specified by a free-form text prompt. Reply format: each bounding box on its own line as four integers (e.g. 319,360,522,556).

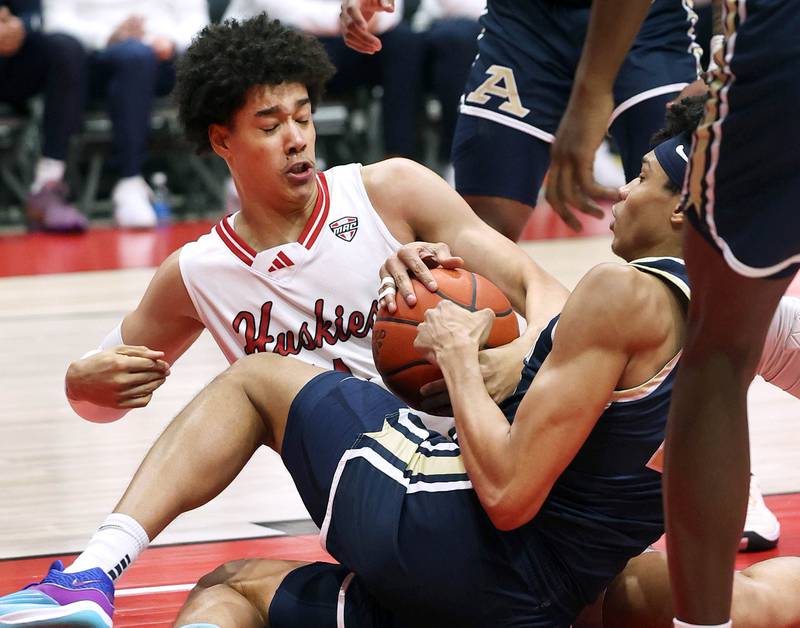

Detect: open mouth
287,162,312,175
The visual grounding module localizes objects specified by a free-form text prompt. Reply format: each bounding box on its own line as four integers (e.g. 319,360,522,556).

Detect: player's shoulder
566,263,665,344
134,246,199,321
360,158,430,196
574,262,651,301
359,158,439,231
149,248,188,292
158,247,184,275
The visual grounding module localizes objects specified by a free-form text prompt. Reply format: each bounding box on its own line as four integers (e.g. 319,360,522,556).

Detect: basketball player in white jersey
0,15,568,627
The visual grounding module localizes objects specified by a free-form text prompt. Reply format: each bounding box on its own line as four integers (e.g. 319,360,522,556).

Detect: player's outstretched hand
65,345,171,409
340,0,394,54
546,88,621,231
418,338,524,414
378,242,464,313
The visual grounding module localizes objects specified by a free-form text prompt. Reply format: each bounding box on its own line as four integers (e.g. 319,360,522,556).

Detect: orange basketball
372,267,520,410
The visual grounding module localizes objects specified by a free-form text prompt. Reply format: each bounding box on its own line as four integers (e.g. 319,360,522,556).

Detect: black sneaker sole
740,531,780,552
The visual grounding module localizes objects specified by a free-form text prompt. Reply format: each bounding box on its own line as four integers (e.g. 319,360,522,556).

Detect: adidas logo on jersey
268,251,294,273
329,216,358,242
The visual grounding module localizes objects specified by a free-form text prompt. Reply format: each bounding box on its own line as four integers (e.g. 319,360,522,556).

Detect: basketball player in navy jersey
146,113,697,628
547,1,800,626
341,0,780,554
341,0,702,239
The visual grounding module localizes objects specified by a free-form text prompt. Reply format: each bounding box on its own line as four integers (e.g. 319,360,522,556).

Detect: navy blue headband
653,131,692,189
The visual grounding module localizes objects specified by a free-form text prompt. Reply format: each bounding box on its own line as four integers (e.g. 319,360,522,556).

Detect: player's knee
730,573,773,628
178,562,256,626
194,559,252,591
757,296,800,395
602,553,672,628
220,353,281,390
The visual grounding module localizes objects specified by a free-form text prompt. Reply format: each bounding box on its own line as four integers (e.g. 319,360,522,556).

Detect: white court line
116,583,195,597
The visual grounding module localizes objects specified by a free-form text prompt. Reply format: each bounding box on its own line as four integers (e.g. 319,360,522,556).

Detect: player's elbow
486,504,534,532
482,488,542,531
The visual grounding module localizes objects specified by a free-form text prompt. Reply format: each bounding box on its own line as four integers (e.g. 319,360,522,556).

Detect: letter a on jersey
329,216,358,242
466,64,531,118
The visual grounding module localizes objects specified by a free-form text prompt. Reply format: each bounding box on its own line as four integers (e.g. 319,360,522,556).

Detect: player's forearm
573,0,651,95
438,349,521,527
522,266,568,338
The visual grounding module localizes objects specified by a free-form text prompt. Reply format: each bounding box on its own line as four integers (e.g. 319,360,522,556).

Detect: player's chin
610,235,626,259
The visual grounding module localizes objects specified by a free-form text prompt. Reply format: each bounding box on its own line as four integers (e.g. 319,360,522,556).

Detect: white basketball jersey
179,164,402,380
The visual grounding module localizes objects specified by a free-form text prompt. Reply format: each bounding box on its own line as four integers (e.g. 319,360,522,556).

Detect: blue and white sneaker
0,560,114,626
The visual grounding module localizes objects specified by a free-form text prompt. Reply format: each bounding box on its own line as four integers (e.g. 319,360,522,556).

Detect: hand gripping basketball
372,268,519,410
414,301,495,366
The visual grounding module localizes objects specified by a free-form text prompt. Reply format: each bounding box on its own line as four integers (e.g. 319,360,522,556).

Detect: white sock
674,620,732,627
31,158,66,194
65,513,150,580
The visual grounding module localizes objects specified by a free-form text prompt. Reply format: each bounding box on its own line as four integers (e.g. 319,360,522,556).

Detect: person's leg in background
373,21,424,159
318,34,377,163
425,17,480,179
609,92,677,184
453,112,550,240
450,0,579,241
665,227,795,623
602,550,800,628
0,31,88,232
321,26,423,160
91,39,173,228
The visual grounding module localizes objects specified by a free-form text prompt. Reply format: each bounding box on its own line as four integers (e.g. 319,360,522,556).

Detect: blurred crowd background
0,0,713,234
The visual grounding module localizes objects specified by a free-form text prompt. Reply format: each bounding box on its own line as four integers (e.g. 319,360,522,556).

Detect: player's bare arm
415,263,680,530
363,157,570,405
65,249,204,413
547,0,651,230
363,158,569,326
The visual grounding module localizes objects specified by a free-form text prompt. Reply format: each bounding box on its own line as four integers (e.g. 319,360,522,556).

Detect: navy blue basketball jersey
279,257,691,626
501,256,690,601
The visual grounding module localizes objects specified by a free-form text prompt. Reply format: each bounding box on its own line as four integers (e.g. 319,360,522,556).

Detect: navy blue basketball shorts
453,0,700,205
271,371,584,627
683,0,800,279
269,562,395,628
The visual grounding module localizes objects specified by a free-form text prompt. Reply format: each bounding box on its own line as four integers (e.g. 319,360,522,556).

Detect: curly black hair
175,14,336,153
651,94,708,193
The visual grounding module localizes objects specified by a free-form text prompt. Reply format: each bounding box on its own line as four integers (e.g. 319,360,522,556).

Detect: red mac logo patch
329,216,358,242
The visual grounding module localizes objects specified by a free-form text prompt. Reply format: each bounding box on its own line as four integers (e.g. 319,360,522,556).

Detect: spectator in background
224,0,424,159
412,0,483,181
0,0,87,232
44,0,208,228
